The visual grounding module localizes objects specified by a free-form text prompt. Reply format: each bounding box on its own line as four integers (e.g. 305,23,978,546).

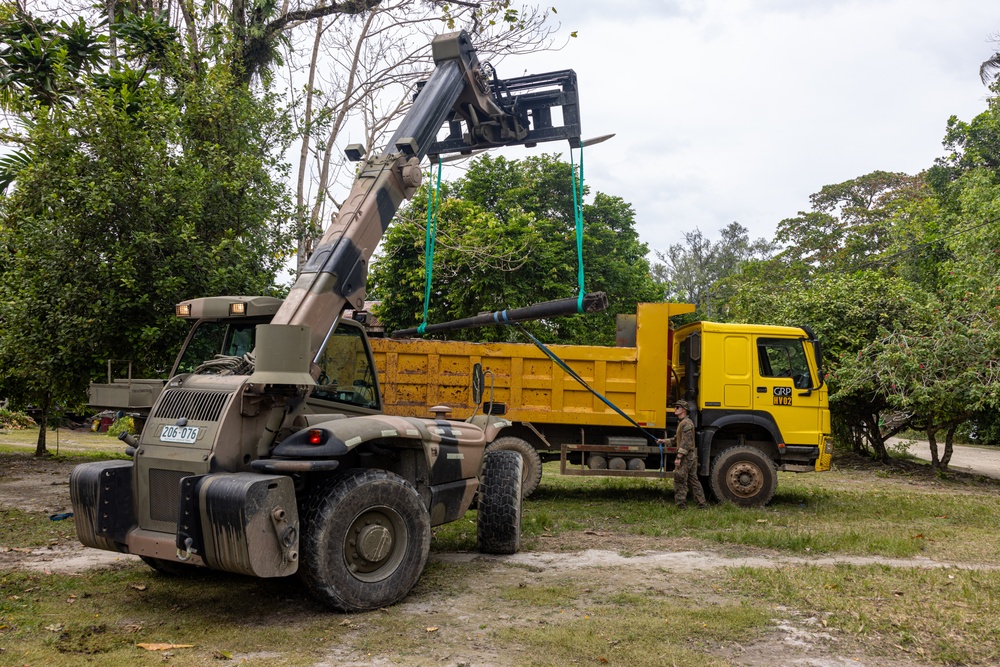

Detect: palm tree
981,35,1000,85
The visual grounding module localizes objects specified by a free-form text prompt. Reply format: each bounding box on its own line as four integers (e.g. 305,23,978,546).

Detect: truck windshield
311,326,379,410
757,338,812,388
175,322,258,375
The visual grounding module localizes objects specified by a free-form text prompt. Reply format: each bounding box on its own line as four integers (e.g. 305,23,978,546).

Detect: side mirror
472,363,484,405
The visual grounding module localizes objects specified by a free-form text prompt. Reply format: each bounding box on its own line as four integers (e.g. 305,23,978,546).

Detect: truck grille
148,468,187,523
153,389,231,422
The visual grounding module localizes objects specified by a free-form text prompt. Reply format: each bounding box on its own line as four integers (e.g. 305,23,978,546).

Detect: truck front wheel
709,446,777,507
477,450,523,554
300,469,431,612
486,436,542,498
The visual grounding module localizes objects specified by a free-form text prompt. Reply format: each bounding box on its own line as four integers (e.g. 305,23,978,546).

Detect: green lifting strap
417,157,444,335
570,141,586,313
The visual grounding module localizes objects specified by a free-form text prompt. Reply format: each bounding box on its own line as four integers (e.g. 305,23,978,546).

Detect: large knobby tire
710,446,777,507
477,450,523,555
299,469,431,612
140,556,197,576
486,436,543,498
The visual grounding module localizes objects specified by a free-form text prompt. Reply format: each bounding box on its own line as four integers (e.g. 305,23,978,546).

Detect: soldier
659,400,708,509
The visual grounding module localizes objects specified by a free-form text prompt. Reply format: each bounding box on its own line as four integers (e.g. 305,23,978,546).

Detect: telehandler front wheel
300,469,430,612
477,450,523,555
709,446,777,508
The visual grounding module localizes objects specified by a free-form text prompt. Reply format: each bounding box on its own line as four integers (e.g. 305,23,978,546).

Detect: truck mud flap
69,460,136,552
195,473,300,578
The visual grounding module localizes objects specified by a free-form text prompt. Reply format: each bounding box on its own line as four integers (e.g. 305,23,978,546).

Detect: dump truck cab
673,321,832,506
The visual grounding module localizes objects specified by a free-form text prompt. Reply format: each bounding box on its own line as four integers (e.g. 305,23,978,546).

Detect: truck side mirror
472,363,484,405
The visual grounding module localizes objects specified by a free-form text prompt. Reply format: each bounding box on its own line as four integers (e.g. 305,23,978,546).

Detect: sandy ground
2,446,991,666
892,437,1000,479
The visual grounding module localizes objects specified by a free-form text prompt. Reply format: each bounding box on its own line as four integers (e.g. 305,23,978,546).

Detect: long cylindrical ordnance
391,292,608,338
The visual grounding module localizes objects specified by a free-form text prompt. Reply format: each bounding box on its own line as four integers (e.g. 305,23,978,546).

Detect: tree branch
265,0,381,41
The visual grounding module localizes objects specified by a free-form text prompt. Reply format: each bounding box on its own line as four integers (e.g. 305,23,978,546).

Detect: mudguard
466,414,513,443
70,460,135,552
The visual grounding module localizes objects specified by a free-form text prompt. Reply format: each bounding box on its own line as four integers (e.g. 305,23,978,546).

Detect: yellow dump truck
370,302,832,506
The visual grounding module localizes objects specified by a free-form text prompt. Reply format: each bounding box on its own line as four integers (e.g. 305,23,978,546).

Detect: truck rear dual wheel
300,469,431,612
709,446,777,508
486,436,543,498
477,450,523,555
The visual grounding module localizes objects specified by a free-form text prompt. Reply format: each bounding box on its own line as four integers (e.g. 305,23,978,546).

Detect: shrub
0,408,37,430
107,416,136,437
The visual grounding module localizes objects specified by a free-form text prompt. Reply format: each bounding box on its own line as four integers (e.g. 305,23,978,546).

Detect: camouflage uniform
670,414,707,509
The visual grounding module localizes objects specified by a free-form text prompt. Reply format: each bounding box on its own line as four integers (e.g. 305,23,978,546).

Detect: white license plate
159,425,199,444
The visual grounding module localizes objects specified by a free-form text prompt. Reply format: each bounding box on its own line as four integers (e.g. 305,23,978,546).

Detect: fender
271,414,487,458
697,410,784,475
267,414,487,487
466,414,513,443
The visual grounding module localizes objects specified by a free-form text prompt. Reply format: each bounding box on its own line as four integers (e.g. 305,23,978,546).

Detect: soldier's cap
674,400,691,411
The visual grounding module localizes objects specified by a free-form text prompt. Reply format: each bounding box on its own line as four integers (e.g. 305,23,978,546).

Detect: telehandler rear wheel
486,436,542,498
300,469,430,612
709,445,777,507
477,450,523,555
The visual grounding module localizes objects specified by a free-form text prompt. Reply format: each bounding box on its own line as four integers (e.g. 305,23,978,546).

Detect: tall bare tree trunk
308,7,378,242
295,10,325,273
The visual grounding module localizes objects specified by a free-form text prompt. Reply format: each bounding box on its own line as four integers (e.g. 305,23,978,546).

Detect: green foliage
106,416,136,438
0,9,107,110
653,221,775,320
370,154,661,345
0,408,35,430
0,10,294,448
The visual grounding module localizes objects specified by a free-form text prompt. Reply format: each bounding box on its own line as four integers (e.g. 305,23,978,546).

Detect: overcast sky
463,0,998,256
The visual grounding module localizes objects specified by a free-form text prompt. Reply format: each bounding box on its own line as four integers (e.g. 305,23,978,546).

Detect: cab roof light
229,302,247,316
175,303,191,317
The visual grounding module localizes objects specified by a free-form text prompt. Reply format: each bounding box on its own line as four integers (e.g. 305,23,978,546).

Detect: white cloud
476,0,997,253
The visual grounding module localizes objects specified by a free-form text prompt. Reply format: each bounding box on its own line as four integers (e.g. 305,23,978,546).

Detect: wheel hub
727,462,763,497
356,523,392,563
344,506,407,582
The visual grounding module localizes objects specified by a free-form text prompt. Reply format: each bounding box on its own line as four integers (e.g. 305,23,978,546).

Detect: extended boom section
273,30,582,363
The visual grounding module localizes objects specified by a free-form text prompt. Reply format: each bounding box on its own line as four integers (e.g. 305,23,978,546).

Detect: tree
369,154,661,345
774,171,925,273
842,310,1000,469
0,11,293,455
288,1,557,272
981,34,1000,85
653,222,774,318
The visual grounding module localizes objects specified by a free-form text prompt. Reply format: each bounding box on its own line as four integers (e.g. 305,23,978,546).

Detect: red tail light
308,429,323,445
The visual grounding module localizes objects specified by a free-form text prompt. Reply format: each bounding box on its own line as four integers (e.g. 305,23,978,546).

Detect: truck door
751,336,823,446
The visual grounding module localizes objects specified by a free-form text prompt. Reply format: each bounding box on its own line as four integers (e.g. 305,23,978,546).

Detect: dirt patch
0,452,77,514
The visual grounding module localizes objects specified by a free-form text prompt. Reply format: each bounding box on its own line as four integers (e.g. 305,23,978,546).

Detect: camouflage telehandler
70,30,582,612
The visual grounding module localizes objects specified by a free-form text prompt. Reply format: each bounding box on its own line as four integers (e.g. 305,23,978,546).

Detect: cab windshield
175,321,258,375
